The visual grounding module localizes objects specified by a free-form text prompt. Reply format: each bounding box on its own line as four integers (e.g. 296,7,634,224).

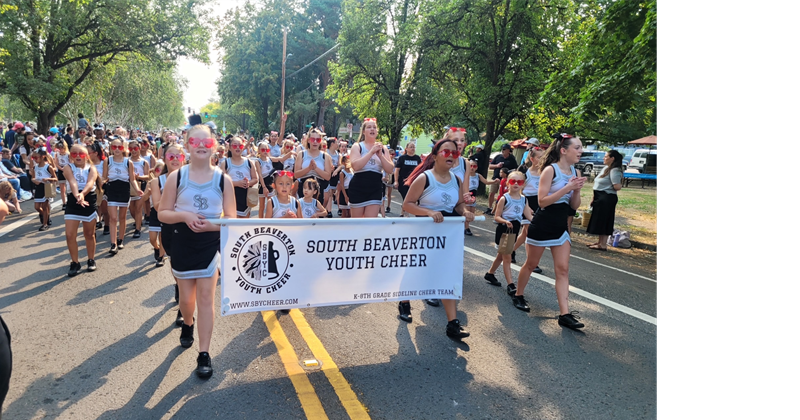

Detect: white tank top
330,151,340,167
55,152,70,167
174,166,224,219
418,170,460,213
450,157,466,183
284,157,295,170
523,168,540,196
500,193,526,222
258,157,273,176
68,163,96,193
468,174,479,191
34,163,51,181
270,196,298,218
225,158,250,182
548,163,577,205
270,143,282,157
301,151,326,178
131,158,146,177
355,143,383,174
94,162,104,179
108,157,130,182
299,198,319,218
342,171,354,189
159,174,168,192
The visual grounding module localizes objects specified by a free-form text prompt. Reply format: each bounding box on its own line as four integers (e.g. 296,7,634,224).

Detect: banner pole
207,216,485,226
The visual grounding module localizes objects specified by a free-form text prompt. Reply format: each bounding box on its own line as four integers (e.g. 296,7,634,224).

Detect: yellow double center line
262,310,371,420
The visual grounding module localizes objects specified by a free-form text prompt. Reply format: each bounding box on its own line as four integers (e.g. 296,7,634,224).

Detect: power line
287,43,340,79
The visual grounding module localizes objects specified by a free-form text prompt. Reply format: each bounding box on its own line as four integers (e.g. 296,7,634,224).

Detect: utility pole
280,27,288,139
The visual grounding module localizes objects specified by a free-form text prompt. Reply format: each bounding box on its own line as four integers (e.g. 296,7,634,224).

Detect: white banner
218,218,466,316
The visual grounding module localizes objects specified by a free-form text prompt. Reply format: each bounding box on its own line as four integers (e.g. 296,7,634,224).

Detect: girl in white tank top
267,171,299,218
299,178,327,218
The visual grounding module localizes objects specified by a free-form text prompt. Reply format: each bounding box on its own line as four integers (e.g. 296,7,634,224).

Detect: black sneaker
38,225,47,231
153,248,160,261
174,284,180,304
143,218,149,226
337,209,342,216
109,243,118,255
446,319,470,339
558,312,585,330
196,352,213,379
386,206,391,213
155,256,165,267
533,266,543,274
87,259,97,272
96,221,103,230
511,251,517,264
132,230,141,239
47,217,52,226
175,309,184,327
68,261,81,277
326,212,333,218
486,207,492,213
484,273,501,286
117,239,124,249
512,295,531,312
424,298,440,307
103,225,110,235
464,228,473,236
397,302,412,323
180,323,194,348
506,283,517,296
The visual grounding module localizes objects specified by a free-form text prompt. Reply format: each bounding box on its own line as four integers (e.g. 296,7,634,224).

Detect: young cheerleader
323,138,341,217
513,147,545,271
463,159,497,236
490,168,510,215
483,171,533,298
150,144,186,324
348,118,394,217
157,124,236,378
220,137,258,218
299,178,328,218
128,139,151,238
31,148,57,231
147,161,167,267
400,138,474,339
513,136,587,330
265,170,299,219
104,138,142,254
52,140,71,207
62,144,99,276
255,141,275,218
88,142,108,233
294,129,333,203
336,155,354,218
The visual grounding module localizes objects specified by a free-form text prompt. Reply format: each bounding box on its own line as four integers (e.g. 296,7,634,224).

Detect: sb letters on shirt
220,218,465,315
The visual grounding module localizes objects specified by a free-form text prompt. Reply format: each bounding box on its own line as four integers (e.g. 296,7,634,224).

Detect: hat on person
13,122,24,130
474,144,484,150
49,127,59,134
525,137,539,146
94,123,105,130
501,143,511,150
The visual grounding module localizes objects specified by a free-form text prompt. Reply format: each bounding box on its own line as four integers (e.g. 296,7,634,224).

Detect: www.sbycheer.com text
230,299,299,310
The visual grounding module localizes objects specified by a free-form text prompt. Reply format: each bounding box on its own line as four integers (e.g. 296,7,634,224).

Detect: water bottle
612,233,620,247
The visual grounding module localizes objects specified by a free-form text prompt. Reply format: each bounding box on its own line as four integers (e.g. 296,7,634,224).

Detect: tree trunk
37,111,55,134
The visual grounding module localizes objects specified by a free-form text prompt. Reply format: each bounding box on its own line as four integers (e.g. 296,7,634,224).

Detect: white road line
463,246,657,325
0,200,63,238
393,199,657,283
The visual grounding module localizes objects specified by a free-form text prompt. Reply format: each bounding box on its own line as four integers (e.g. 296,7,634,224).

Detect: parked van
629,149,657,173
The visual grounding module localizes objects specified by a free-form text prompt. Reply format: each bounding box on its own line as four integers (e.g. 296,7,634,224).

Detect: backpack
606,229,632,249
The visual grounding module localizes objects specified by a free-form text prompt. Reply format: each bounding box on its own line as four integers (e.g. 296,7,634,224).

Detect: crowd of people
0,115,621,382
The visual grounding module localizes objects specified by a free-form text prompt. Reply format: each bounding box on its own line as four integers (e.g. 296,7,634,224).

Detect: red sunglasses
230,144,245,150
274,170,294,178
165,153,185,162
309,137,322,143
189,137,215,148
70,152,88,159
437,149,460,158
448,127,466,133
31,155,40,160
259,148,270,153
363,118,376,122
111,145,125,151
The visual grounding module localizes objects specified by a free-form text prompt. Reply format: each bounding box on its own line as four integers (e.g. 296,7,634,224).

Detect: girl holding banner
347,118,395,218
157,124,237,379
400,138,474,339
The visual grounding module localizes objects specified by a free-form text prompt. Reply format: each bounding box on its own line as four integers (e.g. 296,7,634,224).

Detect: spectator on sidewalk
1,148,32,197
468,144,487,176
0,180,21,215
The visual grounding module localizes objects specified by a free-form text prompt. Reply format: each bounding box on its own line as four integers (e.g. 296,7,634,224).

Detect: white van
629,149,657,173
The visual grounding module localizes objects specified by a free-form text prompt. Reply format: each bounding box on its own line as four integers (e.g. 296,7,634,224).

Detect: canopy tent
627,135,657,145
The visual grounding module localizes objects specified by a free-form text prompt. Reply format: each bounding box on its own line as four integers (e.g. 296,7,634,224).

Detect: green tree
328,0,449,148
0,0,209,131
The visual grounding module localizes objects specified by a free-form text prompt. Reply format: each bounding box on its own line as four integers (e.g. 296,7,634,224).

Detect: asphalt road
0,192,656,419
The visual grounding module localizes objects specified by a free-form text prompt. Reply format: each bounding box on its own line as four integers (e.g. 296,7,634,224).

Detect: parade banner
216,217,469,316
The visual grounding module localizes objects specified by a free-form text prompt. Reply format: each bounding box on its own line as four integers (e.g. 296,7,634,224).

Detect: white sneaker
20,191,33,200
